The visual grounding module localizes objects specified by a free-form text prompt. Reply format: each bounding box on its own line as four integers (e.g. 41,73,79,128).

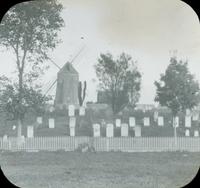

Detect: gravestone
68,105,75,116
173,116,179,127
121,123,129,137
192,112,199,121
93,124,100,137
106,124,114,137
185,129,190,137
115,119,121,128
134,126,141,137
129,117,135,127
27,126,34,138
48,118,55,129
79,106,85,116
18,135,25,144
37,117,43,124
144,117,150,126
186,109,191,116
194,130,199,137
69,117,76,128
185,116,191,128
158,116,164,126
49,106,55,113
70,127,75,136
3,135,8,142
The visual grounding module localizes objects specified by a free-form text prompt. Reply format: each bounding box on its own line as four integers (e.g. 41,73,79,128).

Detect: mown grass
0,151,199,188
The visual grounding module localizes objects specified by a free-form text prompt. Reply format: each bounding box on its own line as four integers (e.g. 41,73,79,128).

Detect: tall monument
54,62,79,109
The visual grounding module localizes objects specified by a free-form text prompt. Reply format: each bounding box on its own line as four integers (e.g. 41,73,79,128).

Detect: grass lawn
0,151,199,188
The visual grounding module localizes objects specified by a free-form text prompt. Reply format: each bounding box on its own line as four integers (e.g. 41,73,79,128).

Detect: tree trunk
17,69,23,138
17,119,22,138
17,118,23,146
173,116,177,149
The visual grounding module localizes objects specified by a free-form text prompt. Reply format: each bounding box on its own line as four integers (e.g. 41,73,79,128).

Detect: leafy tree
0,0,64,138
95,52,141,114
0,75,51,121
155,57,200,141
155,57,200,115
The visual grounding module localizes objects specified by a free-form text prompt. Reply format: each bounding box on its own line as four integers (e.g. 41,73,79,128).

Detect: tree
0,0,64,138
0,75,51,121
95,52,141,114
154,57,200,143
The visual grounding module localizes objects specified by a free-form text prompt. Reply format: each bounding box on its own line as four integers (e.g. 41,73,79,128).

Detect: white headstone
27,126,34,138
48,118,55,129
144,117,150,126
173,117,179,127
70,127,75,136
192,112,199,121
93,124,100,137
186,109,191,116
185,129,190,137
68,105,75,116
121,123,129,137
49,106,55,113
17,135,25,145
194,130,199,137
158,116,164,126
79,106,85,116
115,119,121,127
106,124,114,137
21,135,25,143
69,117,76,128
129,117,135,127
37,116,43,124
134,126,141,137
3,135,8,142
185,116,191,128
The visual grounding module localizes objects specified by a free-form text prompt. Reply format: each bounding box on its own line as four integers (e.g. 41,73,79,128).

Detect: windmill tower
44,46,85,109
54,62,79,108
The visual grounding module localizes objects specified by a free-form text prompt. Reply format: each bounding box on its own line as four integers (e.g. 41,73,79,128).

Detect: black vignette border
181,0,200,22
0,1,31,188
181,0,200,187
0,0,32,22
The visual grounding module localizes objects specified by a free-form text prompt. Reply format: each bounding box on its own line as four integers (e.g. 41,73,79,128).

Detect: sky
0,0,200,104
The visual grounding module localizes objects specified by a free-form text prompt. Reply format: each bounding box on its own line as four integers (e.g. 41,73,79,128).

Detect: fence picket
1,136,200,152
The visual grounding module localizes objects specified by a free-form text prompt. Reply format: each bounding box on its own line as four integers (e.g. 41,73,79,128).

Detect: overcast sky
0,0,200,104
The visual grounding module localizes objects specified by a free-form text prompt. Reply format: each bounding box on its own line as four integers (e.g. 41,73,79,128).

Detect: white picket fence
1,137,200,152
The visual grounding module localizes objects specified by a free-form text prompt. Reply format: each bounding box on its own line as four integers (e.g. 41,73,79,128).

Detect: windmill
44,46,85,109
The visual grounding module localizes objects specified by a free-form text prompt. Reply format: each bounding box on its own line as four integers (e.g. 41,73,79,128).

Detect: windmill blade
44,79,57,97
69,45,85,65
48,58,61,70
43,75,57,92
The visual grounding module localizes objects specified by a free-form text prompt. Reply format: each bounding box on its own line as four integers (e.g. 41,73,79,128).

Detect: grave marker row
93,123,141,137
185,130,199,137
68,105,85,116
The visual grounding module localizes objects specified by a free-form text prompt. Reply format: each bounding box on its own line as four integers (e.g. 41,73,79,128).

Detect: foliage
0,0,64,95
0,0,64,65
0,76,51,120
0,0,64,137
155,57,200,115
95,52,141,114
